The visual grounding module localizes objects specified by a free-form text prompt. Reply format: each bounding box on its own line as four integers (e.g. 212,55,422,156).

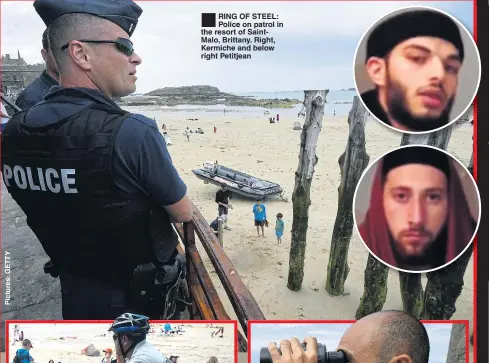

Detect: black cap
382,146,450,178
33,0,143,37
366,9,464,62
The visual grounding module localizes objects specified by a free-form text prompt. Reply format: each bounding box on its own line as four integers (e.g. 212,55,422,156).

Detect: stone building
1,51,45,95
446,323,466,363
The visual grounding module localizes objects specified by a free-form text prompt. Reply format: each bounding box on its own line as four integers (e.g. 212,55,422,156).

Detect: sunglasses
61,37,134,56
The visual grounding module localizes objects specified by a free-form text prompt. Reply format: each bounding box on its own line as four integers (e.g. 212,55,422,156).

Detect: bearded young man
358,147,476,271
361,9,465,132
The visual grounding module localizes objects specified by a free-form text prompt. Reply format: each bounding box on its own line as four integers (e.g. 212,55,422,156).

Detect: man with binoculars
261,310,430,363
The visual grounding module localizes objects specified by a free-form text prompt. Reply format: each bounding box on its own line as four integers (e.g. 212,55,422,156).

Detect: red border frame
5,320,238,362
247,320,470,363
0,1,482,362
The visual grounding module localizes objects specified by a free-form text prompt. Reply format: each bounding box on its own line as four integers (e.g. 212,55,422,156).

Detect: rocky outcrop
117,85,301,108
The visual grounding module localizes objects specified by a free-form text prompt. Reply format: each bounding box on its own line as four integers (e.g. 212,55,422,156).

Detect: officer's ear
68,41,93,71
41,48,48,63
388,355,412,363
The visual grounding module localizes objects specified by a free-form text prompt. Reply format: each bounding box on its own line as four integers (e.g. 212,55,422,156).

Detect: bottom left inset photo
6,318,237,363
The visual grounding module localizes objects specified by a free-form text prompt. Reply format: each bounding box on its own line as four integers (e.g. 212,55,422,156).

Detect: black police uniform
1,0,186,320
15,70,58,111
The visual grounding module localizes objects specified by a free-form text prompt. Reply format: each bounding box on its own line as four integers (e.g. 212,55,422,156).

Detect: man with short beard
361,9,465,132
358,147,476,271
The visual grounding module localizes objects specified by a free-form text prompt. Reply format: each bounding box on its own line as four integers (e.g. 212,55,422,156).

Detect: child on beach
252,200,267,237
275,213,284,245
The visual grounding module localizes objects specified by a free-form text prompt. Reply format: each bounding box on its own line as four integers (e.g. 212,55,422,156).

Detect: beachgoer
110,313,164,363
253,200,267,237
102,348,113,363
211,326,224,338
162,124,167,134
361,9,465,132
276,113,279,122
169,356,179,363
19,331,24,342
210,214,227,237
215,184,232,224
206,357,219,363
15,28,59,111
2,0,192,319
49,360,54,363
213,126,217,133
12,325,20,346
275,213,284,245
14,339,34,363
184,127,190,141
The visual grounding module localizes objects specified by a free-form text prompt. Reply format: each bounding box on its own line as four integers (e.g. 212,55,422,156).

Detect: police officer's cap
33,0,143,37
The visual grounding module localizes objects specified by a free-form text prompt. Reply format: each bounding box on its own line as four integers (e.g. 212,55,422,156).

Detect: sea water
128,90,358,117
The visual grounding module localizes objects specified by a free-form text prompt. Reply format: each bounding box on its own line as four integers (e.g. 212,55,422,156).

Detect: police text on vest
2,165,78,194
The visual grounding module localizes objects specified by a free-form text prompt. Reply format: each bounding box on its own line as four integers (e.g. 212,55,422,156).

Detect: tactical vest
1,100,178,287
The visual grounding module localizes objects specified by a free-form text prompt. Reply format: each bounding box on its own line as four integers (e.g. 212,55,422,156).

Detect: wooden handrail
173,202,265,346
189,204,266,328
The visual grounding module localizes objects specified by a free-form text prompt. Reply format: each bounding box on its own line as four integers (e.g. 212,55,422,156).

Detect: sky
250,322,456,363
1,1,474,93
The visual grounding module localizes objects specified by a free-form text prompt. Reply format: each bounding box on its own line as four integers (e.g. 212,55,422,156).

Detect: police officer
1,0,193,320
15,28,59,110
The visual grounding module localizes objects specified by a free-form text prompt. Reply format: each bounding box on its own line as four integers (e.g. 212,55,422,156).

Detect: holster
129,252,190,319
129,207,191,318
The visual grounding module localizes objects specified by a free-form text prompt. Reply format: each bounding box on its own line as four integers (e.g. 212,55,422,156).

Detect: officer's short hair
373,310,430,363
48,13,108,72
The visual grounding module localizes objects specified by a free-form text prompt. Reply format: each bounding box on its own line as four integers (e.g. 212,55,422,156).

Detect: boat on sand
192,161,286,200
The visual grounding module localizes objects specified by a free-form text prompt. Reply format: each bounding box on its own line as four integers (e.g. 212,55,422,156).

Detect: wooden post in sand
422,151,474,320
398,127,453,318
356,126,454,319
287,90,328,291
218,218,224,247
325,96,370,296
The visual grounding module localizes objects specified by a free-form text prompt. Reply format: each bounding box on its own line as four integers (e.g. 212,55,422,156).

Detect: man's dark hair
121,333,145,345
373,310,430,363
42,29,49,50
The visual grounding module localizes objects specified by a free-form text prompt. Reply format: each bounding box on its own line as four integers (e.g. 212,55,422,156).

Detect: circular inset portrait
353,6,481,134
353,145,480,273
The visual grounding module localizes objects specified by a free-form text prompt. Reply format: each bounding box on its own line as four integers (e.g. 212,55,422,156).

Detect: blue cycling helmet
109,313,150,336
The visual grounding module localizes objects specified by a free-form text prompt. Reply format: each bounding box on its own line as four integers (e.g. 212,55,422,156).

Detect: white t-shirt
127,340,165,363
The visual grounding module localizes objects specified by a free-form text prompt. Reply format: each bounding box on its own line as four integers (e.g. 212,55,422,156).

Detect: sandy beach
7,323,235,363
127,104,474,336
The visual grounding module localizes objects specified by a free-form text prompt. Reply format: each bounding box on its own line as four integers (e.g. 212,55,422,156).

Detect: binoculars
259,343,345,363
